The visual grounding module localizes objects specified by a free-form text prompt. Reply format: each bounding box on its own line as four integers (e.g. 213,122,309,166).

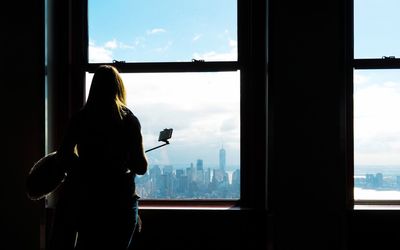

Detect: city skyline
135,146,240,199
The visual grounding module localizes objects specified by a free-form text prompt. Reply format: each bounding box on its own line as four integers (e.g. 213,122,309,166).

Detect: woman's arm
126,115,148,175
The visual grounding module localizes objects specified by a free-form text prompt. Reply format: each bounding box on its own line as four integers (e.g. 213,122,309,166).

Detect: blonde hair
86,65,127,119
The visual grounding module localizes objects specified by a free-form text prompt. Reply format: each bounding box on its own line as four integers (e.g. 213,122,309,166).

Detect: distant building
205,168,211,185
213,169,224,183
232,169,240,186
365,173,384,189
196,159,203,171
195,159,204,184
149,165,162,197
375,173,383,188
163,165,174,175
219,146,226,172
150,165,161,177
188,162,196,182
175,169,186,194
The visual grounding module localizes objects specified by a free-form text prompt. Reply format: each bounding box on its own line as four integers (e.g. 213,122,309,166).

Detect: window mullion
353,58,400,69
85,61,239,73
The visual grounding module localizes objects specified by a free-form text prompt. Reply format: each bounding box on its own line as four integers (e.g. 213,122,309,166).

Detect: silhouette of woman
49,65,148,250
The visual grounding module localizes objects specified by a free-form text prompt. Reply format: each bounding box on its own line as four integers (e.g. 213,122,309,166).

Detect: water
354,187,400,200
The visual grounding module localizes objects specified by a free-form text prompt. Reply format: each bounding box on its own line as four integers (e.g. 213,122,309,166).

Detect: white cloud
154,41,173,53
192,39,237,61
229,39,237,48
354,79,400,165
88,40,113,63
354,71,370,86
147,28,166,35
119,42,136,49
104,39,118,49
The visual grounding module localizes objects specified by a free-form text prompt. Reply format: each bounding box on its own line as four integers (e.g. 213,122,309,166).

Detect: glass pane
354,0,400,58
86,72,240,199
354,70,400,200
88,0,237,63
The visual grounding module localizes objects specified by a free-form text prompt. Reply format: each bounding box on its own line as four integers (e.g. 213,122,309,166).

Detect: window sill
354,205,400,210
354,200,400,210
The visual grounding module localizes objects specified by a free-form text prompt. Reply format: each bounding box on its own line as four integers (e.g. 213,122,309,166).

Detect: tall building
219,146,226,172
163,165,174,175
187,163,196,182
196,159,204,184
196,159,203,171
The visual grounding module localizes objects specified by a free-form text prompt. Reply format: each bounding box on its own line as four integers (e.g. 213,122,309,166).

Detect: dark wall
133,209,265,249
1,1,45,250
350,210,400,250
267,1,349,249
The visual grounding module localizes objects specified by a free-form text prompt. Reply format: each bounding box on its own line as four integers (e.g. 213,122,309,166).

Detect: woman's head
86,65,127,117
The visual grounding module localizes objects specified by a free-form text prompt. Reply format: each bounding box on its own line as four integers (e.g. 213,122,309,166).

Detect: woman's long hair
85,65,127,119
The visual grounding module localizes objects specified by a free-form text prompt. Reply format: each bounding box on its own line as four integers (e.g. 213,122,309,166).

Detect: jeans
49,194,140,250
127,196,139,249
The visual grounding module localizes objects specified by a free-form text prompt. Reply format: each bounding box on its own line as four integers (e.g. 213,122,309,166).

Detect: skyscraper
196,159,204,184
219,146,226,172
196,159,203,171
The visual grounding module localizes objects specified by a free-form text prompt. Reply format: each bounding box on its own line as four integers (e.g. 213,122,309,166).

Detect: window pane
354,70,400,200
88,0,237,63
86,72,240,199
354,0,400,58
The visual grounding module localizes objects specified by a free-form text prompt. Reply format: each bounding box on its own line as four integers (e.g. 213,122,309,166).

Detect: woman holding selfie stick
49,65,148,250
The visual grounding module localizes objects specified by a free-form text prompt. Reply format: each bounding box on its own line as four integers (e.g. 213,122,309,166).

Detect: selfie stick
145,128,173,153
145,141,169,153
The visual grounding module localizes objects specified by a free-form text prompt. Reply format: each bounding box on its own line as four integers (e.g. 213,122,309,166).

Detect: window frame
79,0,256,208
351,0,400,206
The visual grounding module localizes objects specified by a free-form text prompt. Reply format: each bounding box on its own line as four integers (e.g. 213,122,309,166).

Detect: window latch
192,59,205,63
113,60,126,64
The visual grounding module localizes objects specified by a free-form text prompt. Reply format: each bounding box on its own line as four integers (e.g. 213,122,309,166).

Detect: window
353,0,400,203
86,0,240,200
88,0,237,63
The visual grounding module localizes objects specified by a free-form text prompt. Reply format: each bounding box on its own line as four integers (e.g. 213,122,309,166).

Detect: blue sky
354,0,400,58
88,0,237,62
87,0,239,168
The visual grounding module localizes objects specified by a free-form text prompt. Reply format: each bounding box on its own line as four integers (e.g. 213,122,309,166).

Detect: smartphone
158,128,173,142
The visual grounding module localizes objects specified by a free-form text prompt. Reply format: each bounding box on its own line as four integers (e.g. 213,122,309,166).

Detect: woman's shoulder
122,106,137,119
122,107,141,129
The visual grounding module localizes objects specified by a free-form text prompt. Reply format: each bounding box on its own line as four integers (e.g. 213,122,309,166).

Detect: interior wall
132,209,265,249
268,1,349,249
350,210,400,250
1,1,45,250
